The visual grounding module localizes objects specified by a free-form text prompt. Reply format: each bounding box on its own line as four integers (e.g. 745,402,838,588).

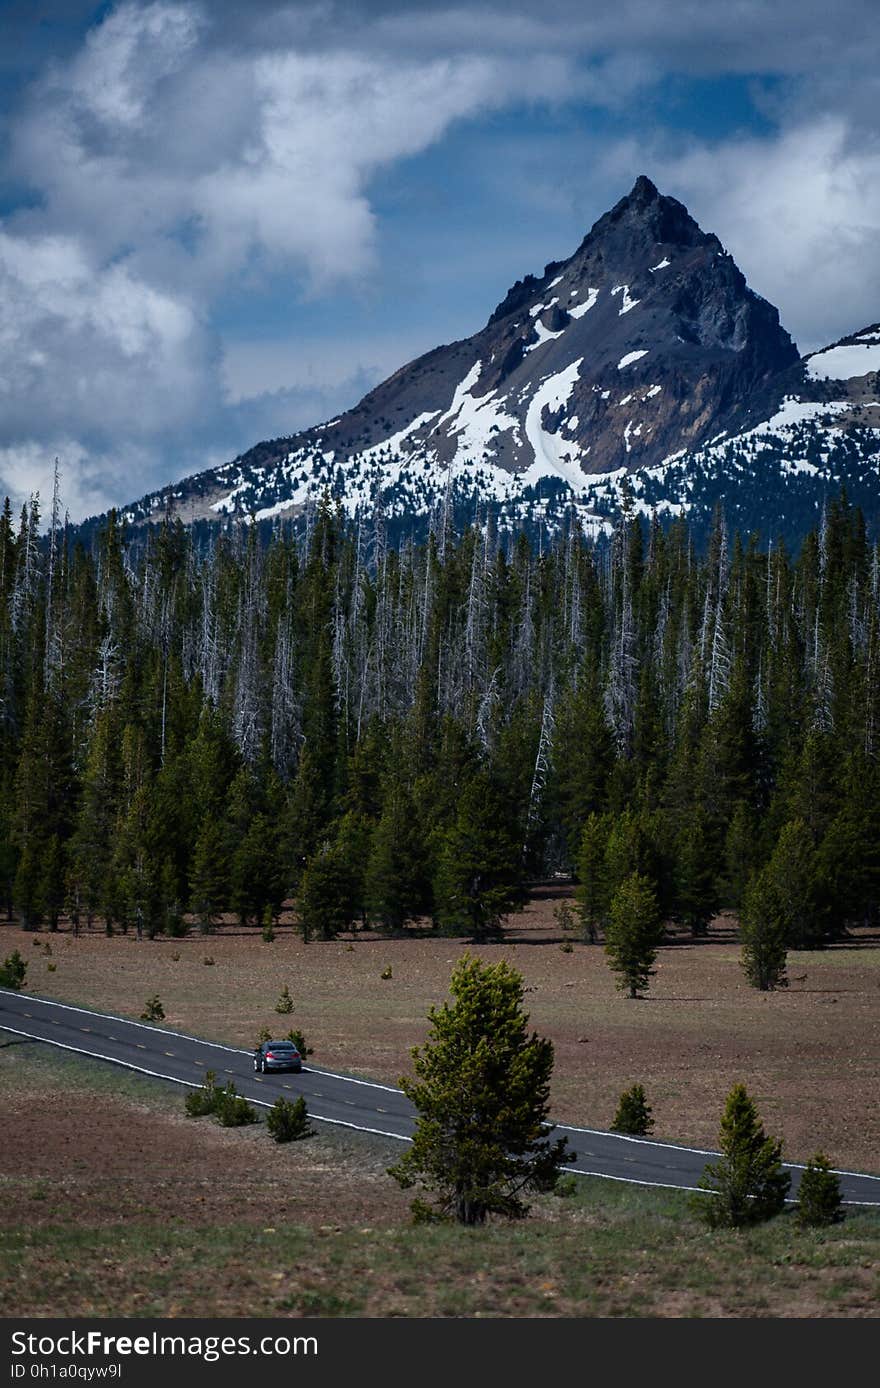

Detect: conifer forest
1,487,879,955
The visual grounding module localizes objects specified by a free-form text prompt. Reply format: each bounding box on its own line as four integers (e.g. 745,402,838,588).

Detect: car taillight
266,1052,275,1060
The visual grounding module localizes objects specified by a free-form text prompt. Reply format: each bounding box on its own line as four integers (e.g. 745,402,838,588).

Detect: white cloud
0,1,587,517
0,229,210,441
2,0,880,519
0,439,156,522
221,328,440,404
652,118,880,351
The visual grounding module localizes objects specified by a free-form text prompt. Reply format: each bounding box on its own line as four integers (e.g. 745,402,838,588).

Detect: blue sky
1,0,880,519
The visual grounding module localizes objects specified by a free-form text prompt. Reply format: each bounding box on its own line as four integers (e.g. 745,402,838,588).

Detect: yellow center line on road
80,1027,91,1033
376,1108,388,1114
164,1051,175,1057
136,1043,146,1050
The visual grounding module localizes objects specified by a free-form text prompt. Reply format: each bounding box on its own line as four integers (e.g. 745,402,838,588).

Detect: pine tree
696,1083,791,1227
366,786,430,934
723,800,758,910
297,837,356,941
740,866,788,990
0,949,27,989
267,1095,314,1143
796,1152,843,1227
767,819,824,948
432,772,523,940
611,1084,654,1137
672,813,718,936
603,809,659,905
388,954,573,1224
36,834,65,932
604,872,663,998
189,817,228,933
574,812,609,943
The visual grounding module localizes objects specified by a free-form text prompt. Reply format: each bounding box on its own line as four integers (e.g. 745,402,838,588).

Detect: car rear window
269,1043,296,1050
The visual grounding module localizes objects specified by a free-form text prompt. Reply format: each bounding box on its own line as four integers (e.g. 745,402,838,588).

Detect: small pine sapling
554,901,576,933
274,984,294,1014
285,1028,313,1058
140,994,165,1021
796,1153,843,1227
0,950,27,990
267,1095,314,1143
695,1083,790,1228
611,1084,654,1137
214,1082,258,1128
185,1071,220,1117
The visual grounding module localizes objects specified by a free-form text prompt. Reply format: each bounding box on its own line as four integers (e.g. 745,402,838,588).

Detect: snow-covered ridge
806,342,880,381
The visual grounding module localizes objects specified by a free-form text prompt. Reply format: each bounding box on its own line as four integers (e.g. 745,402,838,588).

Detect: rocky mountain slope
117,177,880,547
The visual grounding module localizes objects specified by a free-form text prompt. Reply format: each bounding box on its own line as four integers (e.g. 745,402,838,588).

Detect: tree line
1,483,878,957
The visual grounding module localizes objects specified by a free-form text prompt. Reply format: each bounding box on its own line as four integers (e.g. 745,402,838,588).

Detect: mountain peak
628,173,661,204
116,179,827,545
581,176,712,260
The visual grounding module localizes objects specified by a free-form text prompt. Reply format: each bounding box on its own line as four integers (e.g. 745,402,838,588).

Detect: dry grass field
1,1047,879,1318
2,885,879,1173
3,885,880,1319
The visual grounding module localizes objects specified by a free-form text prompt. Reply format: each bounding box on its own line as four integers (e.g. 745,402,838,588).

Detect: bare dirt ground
3,886,879,1172
0,1052,408,1233
2,1049,879,1318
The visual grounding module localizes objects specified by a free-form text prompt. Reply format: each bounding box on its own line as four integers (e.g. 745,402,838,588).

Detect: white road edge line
554,1124,880,1180
563,1165,880,1205
557,1123,718,1157
4,1024,880,1204
0,989,244,1053
4,994,879,1185
0,1025,409,1144
0,989,401,1094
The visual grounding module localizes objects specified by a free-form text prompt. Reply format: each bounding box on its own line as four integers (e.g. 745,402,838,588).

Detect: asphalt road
2,987,879,1205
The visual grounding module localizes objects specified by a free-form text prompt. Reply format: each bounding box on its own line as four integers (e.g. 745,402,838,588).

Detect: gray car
253,1040,302,1073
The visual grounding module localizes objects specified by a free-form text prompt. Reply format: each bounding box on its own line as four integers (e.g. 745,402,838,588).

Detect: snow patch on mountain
618,350,648,369
521,359,587,491
432,361,521,466
569,288,600,319
611,285,640,315
529,297,559,318
360,411,440,463
525,319,566,353
806,342,880,381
